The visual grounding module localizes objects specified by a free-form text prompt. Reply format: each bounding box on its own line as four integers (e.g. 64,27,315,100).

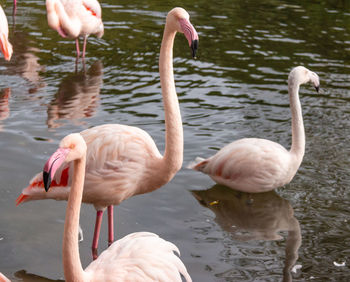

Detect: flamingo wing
17,123,161,207
80,124,162,207
82,0,102,18
85,232,192,282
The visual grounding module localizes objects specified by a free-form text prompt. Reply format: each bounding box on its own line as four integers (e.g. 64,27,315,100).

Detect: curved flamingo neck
159,22,183,177
62,155,87,282
289,81,305,162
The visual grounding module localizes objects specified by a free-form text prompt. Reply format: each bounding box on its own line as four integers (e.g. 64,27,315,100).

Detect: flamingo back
85,232,192,282
17,124,163,209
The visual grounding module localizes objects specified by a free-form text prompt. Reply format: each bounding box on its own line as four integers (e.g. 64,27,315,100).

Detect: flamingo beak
43,148,70,192
191,39,198,58
179,18,199,59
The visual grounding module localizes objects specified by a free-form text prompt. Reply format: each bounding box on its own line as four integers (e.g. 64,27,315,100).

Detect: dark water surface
0,0,350,281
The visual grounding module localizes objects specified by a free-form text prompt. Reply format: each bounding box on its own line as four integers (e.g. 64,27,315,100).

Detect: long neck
159,24,183,176
62,156,86,282
289,82,305,162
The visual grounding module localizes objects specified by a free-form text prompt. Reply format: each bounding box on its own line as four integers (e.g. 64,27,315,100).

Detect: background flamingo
43,133,191,282
189,66,320,193
45,0,104,58
17,7,198,260
0,5,13,61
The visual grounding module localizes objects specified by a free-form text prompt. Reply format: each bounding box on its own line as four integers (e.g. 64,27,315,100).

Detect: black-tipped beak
43,169,52,192
191,39,198,58
315,85,320,93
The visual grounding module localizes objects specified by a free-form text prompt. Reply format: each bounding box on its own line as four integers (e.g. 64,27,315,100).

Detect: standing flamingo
0,5,13,61
189,66,320,193
43,133,191,282
45,0,104,58
17,7,198,260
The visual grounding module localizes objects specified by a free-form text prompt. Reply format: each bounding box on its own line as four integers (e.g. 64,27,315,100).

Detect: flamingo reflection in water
47,60,102,128
0,88,11,131
192,185,301,281
4,30,45,94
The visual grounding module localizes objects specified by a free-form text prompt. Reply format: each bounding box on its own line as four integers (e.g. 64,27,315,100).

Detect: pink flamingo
0,5,13,61
0,272,10,282
45,0,104,58
17,7,198,260
189,66,320,193
43,133,192,282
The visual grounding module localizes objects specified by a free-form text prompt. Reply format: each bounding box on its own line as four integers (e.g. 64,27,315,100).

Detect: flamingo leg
75,38,80,58
108,205,114,246
82,35,87,58
92,210,103,260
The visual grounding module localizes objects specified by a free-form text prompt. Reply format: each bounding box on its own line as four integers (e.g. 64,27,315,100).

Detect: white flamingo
17,7,198,260
43,133,192,282
45,0,104,58
0,5,13,61
189,66,320,193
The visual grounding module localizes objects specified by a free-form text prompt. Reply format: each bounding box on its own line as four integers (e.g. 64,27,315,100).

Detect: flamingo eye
70,144,75,149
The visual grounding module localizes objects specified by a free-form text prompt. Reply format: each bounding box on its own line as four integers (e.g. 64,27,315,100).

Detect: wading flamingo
17,7,198,260
45,0,104,58
0,5,13,61
189,66,320,193
43,133,191,282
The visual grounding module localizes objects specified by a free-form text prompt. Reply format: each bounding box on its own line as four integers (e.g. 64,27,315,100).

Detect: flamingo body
84,232,191,281
17,124,163,208
0,272,10,282
189,66,320,193
46,0,104,57
43,133,191,282
0,5,13,61
191,138,295,193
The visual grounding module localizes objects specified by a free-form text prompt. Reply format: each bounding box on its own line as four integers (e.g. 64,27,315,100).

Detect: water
0,0,350,281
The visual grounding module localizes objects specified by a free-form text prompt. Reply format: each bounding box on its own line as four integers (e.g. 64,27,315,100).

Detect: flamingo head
43,133,86,192
168,7,199,58
289,66,320,93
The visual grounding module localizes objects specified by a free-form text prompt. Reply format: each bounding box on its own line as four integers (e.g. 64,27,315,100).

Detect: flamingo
189,66,320,193
45,0,104,58
43,133,192,282
0,272,10,282
0,5,13,61
16,7,199,260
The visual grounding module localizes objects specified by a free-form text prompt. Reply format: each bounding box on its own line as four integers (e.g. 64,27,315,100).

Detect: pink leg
82,36,87,58
108,205,114,246
92,210,103,260
75,39,80,58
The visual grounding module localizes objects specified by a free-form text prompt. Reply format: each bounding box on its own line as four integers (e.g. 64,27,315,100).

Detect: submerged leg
108,205,114,246
75,38,80,58
92,210,103,260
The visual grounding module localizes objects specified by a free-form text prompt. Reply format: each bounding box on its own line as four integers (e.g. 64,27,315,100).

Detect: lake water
1,0,350,281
